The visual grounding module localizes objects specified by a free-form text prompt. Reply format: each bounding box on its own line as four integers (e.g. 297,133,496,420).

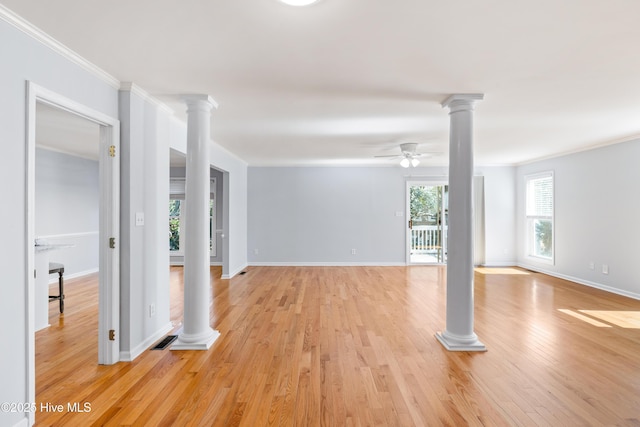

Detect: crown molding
120,82,174,115
0,4,120,89
515,133,640,166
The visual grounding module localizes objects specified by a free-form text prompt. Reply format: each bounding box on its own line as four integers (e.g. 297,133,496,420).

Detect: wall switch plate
351,249,357,255
149,303,155,317
135,212,145,226
602,264,609,274
395,211,403,217
589,262,594,270
254,249,259,255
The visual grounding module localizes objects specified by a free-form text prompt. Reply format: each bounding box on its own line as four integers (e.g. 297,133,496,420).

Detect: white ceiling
8,0,640,166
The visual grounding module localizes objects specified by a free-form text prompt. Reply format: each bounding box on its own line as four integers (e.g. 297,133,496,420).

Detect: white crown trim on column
0,3,121,89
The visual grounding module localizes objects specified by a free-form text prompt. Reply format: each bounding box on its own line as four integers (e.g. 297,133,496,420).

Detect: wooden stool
48,262,65,313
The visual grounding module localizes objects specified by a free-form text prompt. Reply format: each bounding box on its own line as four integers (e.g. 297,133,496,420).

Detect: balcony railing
411,225,447,254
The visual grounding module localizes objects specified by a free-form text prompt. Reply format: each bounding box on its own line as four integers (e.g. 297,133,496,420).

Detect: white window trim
525,171,554,265
170,177,217,258
169,199,185,256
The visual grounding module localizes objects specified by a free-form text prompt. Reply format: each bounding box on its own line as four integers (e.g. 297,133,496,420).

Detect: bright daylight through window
526,172,554,262
169,178,216,256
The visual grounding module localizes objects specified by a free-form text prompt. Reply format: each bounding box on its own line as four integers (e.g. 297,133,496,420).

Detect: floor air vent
151,335,178,350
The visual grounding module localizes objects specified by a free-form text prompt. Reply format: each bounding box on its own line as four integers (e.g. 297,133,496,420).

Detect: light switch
135,212,145,226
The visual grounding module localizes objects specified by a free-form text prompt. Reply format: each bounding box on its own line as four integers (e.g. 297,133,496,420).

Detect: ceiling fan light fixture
411,158,420,167
400,158,411,168
279,0,320,6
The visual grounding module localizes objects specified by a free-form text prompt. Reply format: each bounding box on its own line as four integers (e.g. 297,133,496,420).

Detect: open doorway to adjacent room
26,82,120,425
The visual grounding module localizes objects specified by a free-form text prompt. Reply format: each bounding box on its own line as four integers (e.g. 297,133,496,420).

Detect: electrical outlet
351,249,357,255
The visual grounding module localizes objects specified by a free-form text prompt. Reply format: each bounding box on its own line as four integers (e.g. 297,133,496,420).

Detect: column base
171,327,220,351
435,330,487,352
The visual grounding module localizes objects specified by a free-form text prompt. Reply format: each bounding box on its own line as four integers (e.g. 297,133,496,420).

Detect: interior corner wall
476,166,517,266
118,89,172,361
516,139,640,300
0,16,119,427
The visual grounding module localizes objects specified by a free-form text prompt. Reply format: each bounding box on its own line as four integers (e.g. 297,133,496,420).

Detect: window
169,199,183,252
526,172,553,262
169,178,216,257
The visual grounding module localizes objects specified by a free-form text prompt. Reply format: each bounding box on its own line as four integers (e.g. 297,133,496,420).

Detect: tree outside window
526,172,554,262
169,199,182,252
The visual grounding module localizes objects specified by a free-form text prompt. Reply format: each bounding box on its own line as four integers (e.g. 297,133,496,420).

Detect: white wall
0,14,119,427
169,120,248,278
517,139,640,300
119,87,173,361
35,148,100,278
247,166,516,266
477,166,517,266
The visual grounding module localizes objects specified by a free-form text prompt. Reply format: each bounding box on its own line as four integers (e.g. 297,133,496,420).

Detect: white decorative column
172,95,220,350
436,94,486,352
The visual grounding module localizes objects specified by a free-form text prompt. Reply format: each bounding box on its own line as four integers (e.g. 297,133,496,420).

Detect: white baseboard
119,322,174,362
47,268,98,284
248,262,407,267
221,263,249,279
517,262,640,301
11,417,29,427
480,261,518,267
169,261,223,267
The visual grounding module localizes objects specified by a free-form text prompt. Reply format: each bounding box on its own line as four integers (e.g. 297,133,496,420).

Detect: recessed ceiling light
279,0,320,6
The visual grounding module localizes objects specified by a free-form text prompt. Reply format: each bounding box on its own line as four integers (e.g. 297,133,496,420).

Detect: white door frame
406,180,448,265
25,81,120,423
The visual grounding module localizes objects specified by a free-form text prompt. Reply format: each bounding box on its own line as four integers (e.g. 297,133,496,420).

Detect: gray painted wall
119,88,172,361
248,166,517,266
35,148,100,278
516,138,640,299
0,16,119,427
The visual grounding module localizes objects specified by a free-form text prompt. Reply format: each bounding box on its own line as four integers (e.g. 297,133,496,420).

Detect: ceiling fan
375,143,441,168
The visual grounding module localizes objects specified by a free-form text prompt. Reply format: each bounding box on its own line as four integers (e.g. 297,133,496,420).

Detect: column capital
441,94,484,113
181,94,218,111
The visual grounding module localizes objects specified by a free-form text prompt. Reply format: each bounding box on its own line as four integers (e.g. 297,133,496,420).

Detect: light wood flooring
35,266,640,426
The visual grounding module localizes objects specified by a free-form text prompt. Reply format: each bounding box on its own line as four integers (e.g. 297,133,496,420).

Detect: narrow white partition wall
172,95,220,350
436,94,486,352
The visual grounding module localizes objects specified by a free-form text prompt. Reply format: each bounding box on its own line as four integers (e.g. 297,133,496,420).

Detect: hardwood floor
35,266,640,426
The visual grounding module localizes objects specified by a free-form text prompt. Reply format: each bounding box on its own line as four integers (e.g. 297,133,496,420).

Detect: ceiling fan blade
414,151,443,157
374,155,401,158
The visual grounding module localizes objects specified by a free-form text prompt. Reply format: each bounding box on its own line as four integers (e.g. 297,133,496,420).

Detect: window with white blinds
525,172,554,262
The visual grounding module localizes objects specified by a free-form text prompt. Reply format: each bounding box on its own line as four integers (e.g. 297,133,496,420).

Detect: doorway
26,82,120,424
407,182,448,264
